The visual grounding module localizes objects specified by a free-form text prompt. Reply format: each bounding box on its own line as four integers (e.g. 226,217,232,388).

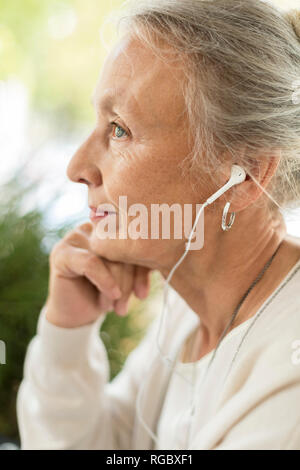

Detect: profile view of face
67,33,212,270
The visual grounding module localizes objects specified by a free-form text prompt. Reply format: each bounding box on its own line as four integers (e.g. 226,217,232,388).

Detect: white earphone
206,165,247,205
136,164,247,445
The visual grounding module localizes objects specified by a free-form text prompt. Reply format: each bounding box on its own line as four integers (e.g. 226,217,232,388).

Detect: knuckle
78,222,93,234
63,229,76,240
64,230,83,247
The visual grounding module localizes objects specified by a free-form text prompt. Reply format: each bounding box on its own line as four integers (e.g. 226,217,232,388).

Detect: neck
158,204,292,349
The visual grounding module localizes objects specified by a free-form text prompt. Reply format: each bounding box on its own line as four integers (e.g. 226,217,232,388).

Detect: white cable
246,168,292,214
135,201,209,447
155,201,209,369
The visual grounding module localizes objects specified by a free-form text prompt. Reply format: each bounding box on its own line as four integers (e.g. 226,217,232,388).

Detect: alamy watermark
0,340,6,365
291,339,300,366
93,197,205,250
292,80,300,105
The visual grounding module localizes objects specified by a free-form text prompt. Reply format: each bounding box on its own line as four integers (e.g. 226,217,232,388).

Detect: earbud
206,164,246,205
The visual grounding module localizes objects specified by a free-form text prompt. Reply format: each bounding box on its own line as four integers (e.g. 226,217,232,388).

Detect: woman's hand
45,222,151,328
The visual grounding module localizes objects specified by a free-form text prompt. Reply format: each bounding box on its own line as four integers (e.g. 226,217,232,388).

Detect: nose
67,130,103,187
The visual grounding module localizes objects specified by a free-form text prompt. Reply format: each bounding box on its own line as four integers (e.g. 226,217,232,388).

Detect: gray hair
111,0,300,214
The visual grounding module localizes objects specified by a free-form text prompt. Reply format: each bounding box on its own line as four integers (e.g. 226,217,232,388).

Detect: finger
133,266,151,299
101,260,129,316
98,293,114,313
64,229,90,249
113,264,135,316
54,243,122,301
77,222,93,237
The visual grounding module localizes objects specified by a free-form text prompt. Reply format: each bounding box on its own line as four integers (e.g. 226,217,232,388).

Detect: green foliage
0,174,51,439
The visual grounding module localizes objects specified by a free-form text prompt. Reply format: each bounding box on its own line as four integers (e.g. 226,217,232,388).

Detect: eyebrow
90,95,111,111
90,89,119,112
91,89,140,124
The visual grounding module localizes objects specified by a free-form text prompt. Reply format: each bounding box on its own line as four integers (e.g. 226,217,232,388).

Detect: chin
90,231,144,264
89,230,164,269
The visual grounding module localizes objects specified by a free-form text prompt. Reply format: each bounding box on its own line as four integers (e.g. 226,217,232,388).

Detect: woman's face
67,34,210,269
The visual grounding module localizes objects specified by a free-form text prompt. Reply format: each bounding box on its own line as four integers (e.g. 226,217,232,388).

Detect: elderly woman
17,0,300,450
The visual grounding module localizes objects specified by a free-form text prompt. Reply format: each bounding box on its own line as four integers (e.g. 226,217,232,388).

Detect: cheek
104,146,182,208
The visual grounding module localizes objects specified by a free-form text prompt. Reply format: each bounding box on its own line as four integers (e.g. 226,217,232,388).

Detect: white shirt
16,257,300,449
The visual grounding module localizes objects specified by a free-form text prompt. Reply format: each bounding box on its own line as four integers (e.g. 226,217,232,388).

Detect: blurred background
0,0,299,446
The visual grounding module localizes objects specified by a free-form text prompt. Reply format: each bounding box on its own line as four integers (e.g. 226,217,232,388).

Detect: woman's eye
111,122,128,139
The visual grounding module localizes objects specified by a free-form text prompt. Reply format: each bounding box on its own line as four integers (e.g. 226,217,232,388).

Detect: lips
89,209,108,222
89,205,117,222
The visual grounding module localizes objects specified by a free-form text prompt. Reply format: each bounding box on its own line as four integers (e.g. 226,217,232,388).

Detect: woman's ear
229,149,281,213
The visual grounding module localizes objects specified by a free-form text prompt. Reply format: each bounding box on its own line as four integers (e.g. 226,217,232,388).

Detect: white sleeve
16,304,159,450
